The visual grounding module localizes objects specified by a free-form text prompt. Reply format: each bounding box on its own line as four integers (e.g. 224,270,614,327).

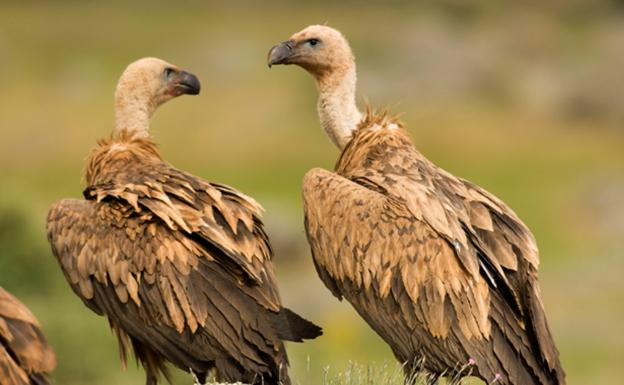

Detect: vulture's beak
173,71,201,95
267,40,295,68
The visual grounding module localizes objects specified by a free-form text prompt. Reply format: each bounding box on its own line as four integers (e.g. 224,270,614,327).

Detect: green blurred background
1,1,623,384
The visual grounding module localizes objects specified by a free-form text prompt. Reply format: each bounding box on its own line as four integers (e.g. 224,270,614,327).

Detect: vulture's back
46,135,321,385
0,288,56,385
303,111,564,385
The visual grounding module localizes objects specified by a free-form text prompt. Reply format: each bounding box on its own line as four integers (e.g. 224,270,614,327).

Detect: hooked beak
172,71,201,95
267,40,295,68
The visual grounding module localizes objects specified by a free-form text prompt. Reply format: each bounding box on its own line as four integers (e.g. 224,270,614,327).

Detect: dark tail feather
270,308,322,342
527,284,566,385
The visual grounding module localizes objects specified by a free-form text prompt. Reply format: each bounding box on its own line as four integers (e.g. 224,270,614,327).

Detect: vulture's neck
316,65,362,150
114,88,154,139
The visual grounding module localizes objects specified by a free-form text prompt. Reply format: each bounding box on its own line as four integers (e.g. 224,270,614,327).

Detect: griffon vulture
268,25,565,385
47,57,321,385
0,287,56,385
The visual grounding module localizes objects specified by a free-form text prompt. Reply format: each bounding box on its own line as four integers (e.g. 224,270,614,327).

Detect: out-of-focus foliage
0,1,622,384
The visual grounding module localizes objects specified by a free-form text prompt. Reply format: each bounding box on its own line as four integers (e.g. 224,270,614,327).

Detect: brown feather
47,130,321,385
0,288,56,385
303,110,564,385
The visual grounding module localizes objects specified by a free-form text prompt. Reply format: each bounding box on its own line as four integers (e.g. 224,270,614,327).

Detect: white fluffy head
114,57,200,136
268,25,355,80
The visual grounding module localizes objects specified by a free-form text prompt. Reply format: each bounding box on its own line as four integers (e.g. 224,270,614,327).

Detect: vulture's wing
46,197,287,375
344,124,561,367
83,162,280,310
303,168,491,339
303,165,563,382
0,288,56,385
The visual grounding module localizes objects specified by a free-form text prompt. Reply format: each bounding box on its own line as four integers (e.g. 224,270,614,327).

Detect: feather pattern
303,109,565,385
47,131,321,385
0,287,56,385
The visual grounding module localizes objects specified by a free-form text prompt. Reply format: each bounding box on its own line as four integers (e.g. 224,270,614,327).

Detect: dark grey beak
267,40,295,68
174,71,201,95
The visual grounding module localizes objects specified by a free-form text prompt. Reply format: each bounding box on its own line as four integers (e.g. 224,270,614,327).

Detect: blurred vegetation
0,1,623,384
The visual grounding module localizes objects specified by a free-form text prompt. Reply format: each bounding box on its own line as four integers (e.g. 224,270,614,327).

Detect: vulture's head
267,25,354,79
115,57,201,110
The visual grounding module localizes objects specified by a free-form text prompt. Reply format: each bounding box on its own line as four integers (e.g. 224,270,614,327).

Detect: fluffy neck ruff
114,83,156,139
316,64,362,150
86,131,162,186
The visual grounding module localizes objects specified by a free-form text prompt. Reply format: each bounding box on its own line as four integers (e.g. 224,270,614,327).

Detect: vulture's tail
270,308,322,342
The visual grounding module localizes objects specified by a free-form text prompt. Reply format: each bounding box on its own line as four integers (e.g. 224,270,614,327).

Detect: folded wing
46,164,291,379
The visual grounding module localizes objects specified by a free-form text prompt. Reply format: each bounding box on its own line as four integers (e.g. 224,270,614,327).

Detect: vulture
46,57,321,385
268,25,565,385
0,287,56,385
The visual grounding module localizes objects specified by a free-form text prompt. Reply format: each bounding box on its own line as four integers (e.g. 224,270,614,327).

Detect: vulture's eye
307,38,320,47
163,68,175,78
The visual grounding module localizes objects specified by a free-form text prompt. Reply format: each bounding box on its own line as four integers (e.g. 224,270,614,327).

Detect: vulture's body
46,58,320,385
303,112,564,385
0,287,56,385
269,26,565,385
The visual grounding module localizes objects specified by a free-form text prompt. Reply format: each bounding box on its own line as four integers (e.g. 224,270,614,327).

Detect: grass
319,360,475,385
195,360,479,385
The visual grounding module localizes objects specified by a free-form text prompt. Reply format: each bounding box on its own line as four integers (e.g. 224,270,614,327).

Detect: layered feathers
268,24,564,385
0,287,56,385
47,57,320,385
47,132,321,385
303,110,565,385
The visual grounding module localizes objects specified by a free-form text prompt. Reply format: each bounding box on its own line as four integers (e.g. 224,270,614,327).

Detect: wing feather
83,161,280,309
303,168,490,340
317,119,563,383
46,197,286,376
0,288,56,385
